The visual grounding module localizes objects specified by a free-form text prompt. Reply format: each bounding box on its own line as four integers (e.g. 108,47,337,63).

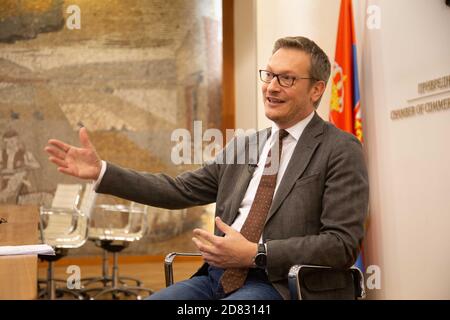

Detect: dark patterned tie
220,129,289,294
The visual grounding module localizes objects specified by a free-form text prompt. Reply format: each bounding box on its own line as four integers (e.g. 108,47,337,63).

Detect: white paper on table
0,244,55,256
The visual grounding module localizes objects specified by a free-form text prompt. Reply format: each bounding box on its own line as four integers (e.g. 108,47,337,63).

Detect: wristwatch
253,243,267,269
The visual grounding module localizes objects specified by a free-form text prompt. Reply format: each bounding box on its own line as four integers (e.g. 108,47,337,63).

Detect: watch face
255,253,267,268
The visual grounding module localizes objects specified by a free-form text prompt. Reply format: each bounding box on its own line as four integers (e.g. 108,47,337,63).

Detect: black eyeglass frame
259,69,316,88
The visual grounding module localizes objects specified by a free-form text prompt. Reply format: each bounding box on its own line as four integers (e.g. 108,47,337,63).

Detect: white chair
38,183,96,299
80,202,153,300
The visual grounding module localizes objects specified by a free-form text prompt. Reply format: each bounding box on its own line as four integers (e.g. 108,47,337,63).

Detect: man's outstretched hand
45,127,102,180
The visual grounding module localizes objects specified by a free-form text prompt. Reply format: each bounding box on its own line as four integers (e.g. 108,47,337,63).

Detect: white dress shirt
230,111,315,243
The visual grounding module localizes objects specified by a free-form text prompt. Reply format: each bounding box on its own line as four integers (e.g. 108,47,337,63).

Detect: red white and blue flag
330,0,365,271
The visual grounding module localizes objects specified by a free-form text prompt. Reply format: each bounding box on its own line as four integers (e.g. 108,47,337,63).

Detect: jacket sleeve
96,161,221,209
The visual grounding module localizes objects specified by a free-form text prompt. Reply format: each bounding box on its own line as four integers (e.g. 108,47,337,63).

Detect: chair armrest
288,264,366,300
349,267,366,299
164,252,202,287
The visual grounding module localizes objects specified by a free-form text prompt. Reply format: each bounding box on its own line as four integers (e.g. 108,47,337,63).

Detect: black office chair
164,252,203,288
164,252,365,300
288,264,366,300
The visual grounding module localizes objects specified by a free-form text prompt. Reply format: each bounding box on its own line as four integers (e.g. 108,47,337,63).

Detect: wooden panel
0,255,37,300
0,205,39,245
222,0,235,133
0,205,39,299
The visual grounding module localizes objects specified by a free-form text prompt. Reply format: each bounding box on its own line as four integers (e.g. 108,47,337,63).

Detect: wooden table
0,205,39,300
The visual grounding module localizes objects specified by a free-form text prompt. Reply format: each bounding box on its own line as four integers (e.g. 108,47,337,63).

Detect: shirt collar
270,110,315,142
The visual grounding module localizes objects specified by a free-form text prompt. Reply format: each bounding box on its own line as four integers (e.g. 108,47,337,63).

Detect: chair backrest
79,183,97,218
40,184,83,239
51,184,83,209
40,183,95,249
88,202,148,242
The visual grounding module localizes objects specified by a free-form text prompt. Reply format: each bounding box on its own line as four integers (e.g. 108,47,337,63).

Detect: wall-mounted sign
390,74,450,120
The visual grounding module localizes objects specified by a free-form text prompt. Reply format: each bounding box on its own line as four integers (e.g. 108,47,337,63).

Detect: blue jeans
147,266,283,300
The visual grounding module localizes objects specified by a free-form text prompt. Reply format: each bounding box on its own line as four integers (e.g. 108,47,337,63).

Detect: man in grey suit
45,36,369,300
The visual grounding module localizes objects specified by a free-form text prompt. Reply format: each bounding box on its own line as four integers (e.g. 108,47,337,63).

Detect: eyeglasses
259,70,315,88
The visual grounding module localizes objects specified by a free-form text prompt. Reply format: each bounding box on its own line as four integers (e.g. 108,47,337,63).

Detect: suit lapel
266,113,325,223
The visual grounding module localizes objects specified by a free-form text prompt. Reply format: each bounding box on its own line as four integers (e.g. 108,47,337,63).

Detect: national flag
329,0,365,271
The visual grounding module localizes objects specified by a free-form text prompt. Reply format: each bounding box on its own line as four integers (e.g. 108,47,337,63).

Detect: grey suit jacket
97,112,369,299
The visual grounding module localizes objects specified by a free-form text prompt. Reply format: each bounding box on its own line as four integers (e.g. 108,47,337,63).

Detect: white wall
234,0,450,299
234,0,345,129
361,0,450,299
255,0,341,128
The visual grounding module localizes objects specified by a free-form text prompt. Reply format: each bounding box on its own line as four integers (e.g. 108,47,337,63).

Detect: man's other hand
192,217,257,269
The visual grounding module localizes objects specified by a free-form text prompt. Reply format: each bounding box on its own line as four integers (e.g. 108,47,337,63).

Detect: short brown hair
273,36,331,107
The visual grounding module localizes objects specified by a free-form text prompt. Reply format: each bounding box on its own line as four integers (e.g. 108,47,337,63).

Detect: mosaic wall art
0,0,222,255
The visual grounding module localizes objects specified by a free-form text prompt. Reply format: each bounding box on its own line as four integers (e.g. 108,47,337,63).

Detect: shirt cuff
93,160,107,191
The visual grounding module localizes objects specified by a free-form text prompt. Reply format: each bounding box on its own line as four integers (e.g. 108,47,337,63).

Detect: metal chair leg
82,251,153,300
47,260,56,300
91,287,153,300
81,250,110,287
81,250,142,289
